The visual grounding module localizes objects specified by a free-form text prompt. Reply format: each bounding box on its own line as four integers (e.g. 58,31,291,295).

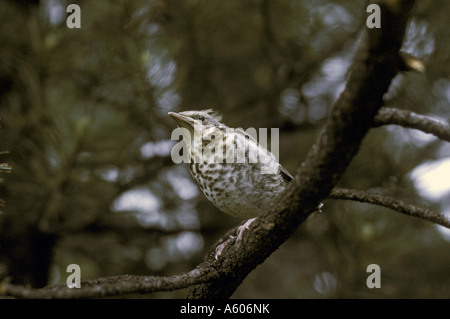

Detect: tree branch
374,107,450,142
0,267,218,299
330,188,450,229
187,0,417,298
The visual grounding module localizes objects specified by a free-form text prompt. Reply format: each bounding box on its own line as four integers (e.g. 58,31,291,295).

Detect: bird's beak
168,112,198,138
168,112,195,127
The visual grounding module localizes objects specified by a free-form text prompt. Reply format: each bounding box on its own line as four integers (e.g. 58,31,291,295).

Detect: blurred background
0,0,449,298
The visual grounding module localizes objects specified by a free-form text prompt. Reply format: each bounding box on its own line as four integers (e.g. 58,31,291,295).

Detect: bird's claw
214,235,235,260
236,217,256,242
214,217,257,260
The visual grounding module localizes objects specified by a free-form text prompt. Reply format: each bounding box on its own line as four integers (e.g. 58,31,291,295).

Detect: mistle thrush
169,109,293,219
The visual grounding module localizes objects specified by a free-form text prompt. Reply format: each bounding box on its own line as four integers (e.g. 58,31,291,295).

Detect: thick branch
0,267,217,299
374,107,450,142
187,0,417,298
330,188,450,229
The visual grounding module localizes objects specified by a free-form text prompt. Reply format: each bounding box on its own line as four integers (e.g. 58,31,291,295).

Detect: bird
169,109,293,214
168,109,304,257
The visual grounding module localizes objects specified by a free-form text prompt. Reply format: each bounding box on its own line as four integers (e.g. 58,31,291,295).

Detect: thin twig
374,107,450,142
0,164,12,172
330,188,450,229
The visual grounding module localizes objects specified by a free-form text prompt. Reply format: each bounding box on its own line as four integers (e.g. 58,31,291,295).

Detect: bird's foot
236,217,257,242
214,236,235,260
214,217,257,260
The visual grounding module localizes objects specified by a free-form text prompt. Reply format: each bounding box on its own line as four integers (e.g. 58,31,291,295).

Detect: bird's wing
236,127,293,185
232,163,288,213
280,165,293,184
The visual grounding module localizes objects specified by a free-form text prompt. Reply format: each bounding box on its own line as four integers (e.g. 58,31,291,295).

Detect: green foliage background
0,0,449,298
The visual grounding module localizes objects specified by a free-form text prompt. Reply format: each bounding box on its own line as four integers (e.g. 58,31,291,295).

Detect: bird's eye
198,115,205,121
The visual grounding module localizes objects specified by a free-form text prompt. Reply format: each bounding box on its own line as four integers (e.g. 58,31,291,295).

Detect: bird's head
168,109,226,138
169,109,228,160
169,109,223,128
